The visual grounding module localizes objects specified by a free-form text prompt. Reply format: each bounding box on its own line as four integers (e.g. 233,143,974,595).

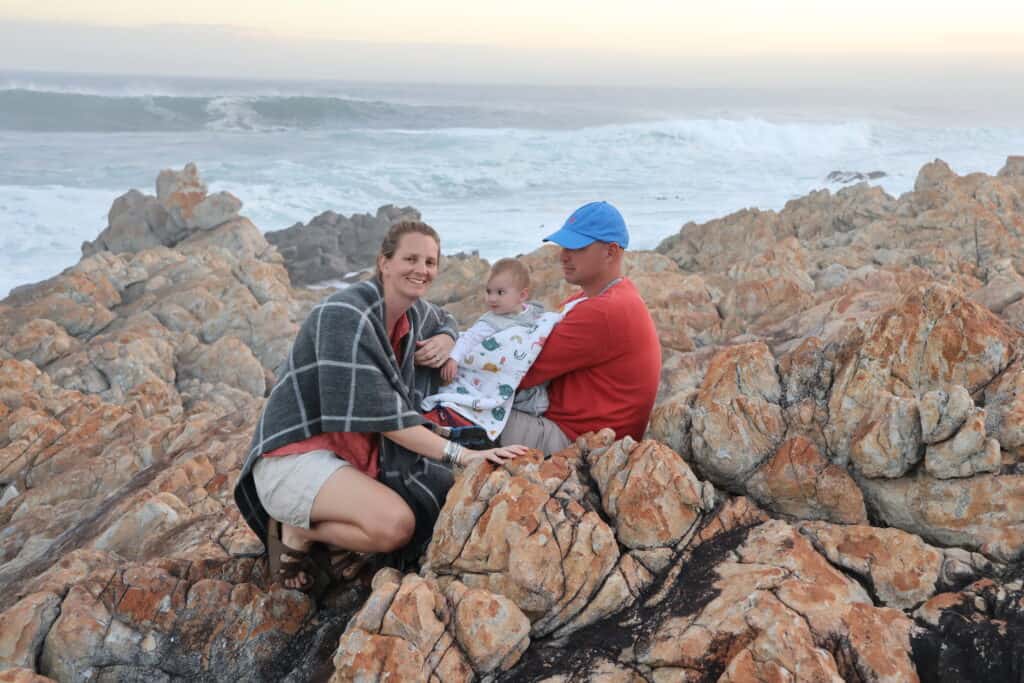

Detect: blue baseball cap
543,201,629,249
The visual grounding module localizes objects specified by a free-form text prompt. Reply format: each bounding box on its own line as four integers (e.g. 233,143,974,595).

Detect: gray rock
827,170,887,184
814,262,849,290
83,164,242,256
82,189,181,256
265,205,420,286
178,217,272,262
192,191,243,231
925,409,1001,479
970,258,1024,313
998,155,1024,177
0,483,19,507
920,386,974,444
175,335,267,397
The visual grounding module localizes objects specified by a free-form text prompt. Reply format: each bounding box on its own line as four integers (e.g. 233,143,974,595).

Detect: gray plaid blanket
233,278,458,567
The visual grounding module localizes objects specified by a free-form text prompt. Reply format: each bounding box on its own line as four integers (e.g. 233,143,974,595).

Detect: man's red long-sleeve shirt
520,278,661,440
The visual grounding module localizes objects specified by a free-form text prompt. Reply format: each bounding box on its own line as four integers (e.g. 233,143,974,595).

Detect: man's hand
415,334,455,368
440,358,458,383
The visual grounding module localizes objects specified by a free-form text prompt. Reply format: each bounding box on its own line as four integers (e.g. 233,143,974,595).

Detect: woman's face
378,232,440,303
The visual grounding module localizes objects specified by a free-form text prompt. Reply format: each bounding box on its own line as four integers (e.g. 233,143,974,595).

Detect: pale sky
1,0,1022,86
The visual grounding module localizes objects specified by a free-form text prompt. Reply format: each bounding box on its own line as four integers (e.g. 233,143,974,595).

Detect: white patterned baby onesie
422,299,582,440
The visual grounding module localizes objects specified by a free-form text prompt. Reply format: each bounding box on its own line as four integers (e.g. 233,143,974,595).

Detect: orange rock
423,454,620,637
827,283,1016,480
332,631,434,683
332,574,525,682
924,408,1001,479
799,522,945,609
0,592,60,671
450,584,530,673
646,390,695,460
984,359,1024,456
0,669,56,683
747,437,867,524
717,592,844,683
588,438,714,550
690,342,785,488
859,472,1024,562
638,521,918,682
719,275,815,334
689,496,770,550
919,385,973,444
37,585,111,681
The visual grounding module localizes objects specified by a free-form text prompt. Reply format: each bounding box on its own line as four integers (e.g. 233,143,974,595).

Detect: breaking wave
0,88,528,132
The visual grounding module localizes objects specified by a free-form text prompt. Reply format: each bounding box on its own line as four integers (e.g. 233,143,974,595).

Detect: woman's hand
461,444,530,465
415,334,455,368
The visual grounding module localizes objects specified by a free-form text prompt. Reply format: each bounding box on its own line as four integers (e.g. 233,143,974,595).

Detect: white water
2,72,1023,298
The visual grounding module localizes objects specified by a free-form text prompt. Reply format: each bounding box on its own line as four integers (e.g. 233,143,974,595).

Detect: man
499,201,662,452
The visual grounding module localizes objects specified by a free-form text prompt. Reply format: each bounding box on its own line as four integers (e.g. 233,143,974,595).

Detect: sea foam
2,75,1023,298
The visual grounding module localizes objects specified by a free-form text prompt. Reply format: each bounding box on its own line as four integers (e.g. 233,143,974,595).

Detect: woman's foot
267,520,318,591
320,547,375,582
280,525,316,590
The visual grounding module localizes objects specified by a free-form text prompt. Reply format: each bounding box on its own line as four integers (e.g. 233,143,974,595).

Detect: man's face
559,241,612,288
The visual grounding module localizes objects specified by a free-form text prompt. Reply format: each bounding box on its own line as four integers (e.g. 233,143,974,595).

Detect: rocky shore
2,158,1024,682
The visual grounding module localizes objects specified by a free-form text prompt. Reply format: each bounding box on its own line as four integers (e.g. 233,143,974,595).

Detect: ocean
2,70,1024,298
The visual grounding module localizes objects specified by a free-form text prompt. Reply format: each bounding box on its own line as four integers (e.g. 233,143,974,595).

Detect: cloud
1,19,1022,88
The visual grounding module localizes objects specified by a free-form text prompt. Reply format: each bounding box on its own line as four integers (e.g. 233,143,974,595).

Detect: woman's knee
372,507,415,551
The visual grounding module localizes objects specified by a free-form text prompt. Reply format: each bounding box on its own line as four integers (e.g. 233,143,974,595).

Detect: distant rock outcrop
264,205,420,286
82,163,245,256
826,169,887,184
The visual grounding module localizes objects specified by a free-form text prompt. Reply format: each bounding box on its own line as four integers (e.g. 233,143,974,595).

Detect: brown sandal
266,519,321,593
318,546,375,583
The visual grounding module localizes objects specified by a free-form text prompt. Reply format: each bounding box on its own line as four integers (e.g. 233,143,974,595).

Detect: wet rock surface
5,158,1024,681
912,571,1024,683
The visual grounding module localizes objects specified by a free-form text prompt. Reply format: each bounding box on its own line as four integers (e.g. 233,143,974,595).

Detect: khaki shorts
499,409,571,454
252,449,350,529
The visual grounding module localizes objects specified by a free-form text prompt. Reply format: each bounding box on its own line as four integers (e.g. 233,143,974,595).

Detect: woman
234,221,527,590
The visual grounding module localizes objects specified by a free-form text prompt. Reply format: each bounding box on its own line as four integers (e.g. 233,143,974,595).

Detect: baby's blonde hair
488,258,530,290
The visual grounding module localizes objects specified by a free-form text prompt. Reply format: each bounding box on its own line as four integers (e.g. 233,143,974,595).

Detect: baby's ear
519,288,530,302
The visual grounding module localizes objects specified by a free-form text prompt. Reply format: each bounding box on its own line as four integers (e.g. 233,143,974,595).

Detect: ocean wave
0,89,524,132
0,84,894,147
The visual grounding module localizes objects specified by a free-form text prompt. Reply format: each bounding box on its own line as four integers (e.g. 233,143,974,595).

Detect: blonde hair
375,220,441,278
488,257,531,290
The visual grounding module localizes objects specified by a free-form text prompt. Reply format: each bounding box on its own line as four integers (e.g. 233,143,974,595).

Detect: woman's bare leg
277,466,415,588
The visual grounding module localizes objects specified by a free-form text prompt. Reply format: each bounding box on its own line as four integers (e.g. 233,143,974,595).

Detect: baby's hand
441,358,458,383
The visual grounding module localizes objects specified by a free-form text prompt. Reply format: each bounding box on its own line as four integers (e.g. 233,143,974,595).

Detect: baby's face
485,272,527,315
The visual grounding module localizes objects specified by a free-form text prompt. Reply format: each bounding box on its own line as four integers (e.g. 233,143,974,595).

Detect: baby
441,258,549,415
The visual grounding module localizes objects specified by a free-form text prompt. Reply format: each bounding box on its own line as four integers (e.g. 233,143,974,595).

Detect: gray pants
499,409,571,454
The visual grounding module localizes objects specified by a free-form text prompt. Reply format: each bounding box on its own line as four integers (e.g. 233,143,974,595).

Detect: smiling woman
233,219,529,592
377,224,440,313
